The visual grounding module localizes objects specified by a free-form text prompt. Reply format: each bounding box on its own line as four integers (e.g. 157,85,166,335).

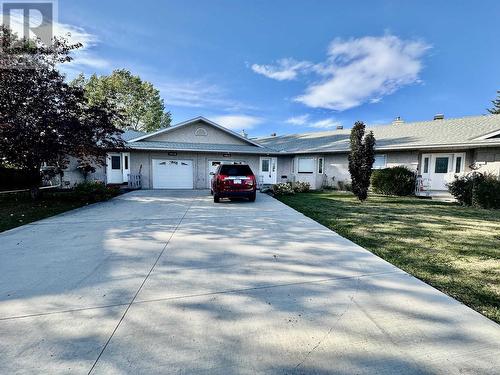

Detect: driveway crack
293,275,361,370
86,196,197,375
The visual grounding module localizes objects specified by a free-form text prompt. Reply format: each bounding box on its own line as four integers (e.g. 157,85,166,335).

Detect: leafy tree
0,26,124,199
74,70,171,132
487,90,500,114
348,121,376,201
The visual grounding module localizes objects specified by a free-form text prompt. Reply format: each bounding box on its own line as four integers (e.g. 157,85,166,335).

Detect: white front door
429,154,453,190
122,152,130,182
107,153,123,184
260,157,277,184
152,159,193,189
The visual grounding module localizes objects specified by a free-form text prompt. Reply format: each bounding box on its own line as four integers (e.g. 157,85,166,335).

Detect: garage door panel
153,159,193,189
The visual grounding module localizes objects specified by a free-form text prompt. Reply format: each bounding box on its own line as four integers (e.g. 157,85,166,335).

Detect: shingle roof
126,141,277,154
121,130,146,141
256,115,500,153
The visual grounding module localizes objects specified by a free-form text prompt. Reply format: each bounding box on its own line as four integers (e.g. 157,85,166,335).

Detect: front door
260,157,277,184
107,153,123,184
429,154,453,190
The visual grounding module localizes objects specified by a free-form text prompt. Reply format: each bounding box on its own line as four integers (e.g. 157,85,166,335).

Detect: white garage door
152,159,193,189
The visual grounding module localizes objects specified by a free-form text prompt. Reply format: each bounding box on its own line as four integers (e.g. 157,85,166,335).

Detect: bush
472,178,500,209
73,181,120,203
272,183,295,196
0,167,37,190
337,180,352,191
371,166,416,196
293,181,310,193
448,172,500,209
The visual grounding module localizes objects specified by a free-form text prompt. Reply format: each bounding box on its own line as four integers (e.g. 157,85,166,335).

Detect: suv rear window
219,164,253,176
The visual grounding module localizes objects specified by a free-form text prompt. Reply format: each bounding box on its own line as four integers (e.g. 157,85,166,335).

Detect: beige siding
276,156,294,184
146,122,250,145
321,151,419,188
61,156,105,187
474,147,500,177
130,151,260,189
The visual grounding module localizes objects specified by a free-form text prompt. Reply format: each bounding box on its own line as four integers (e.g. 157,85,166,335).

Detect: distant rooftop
256,114,500,153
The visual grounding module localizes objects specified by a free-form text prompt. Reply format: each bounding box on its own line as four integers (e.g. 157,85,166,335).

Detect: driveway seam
0,269,404,322
86,196,198,375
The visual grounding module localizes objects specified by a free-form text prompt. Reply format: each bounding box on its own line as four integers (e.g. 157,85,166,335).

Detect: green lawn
278,191,500,323
0,191,91,232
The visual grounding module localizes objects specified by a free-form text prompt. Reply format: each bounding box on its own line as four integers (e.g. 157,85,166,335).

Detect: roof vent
392,116,405,125
336,125,343,130
270,132,277,137
433,113,444,120
240,129,248,138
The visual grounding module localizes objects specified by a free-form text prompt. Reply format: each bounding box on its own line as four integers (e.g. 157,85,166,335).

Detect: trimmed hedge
371,166,416,196
448,172,500,209
73,181,120,203
292,181,310,193
272,183,295,196
0,167,37,191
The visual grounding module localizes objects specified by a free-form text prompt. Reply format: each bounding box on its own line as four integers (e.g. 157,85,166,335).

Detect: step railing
128,173,142,189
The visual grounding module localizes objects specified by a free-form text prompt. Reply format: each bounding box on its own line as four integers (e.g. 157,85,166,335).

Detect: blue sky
33,1,500,135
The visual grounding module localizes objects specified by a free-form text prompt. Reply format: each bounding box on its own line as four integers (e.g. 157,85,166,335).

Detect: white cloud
286,114,310,125
309,118,341,129
251,35,430,111
211,115,263,131
285,115,341,129
3,11,108,72
251,58,312,81
157,80,255,112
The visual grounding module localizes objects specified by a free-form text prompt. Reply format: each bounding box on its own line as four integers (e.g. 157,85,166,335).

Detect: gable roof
121,129,146,141
256,114,500,153
127,116,263,148
127,141,277,154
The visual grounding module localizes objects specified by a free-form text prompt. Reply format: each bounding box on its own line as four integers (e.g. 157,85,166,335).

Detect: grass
277,191,500,323
1,190,98,232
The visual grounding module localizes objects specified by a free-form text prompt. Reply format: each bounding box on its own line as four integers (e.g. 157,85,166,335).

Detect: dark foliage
0,26,124,199
371,166,416,196
73,181,120,203
348,121,376,201
488,90,500,114
471,176,500,209
448,172,500,209
0,167,34,190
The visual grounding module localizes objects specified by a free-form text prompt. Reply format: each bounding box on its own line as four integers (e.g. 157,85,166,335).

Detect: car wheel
248,192,256,202
214,194,220,203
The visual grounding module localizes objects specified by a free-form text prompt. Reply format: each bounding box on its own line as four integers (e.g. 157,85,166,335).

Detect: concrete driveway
0,190,498,374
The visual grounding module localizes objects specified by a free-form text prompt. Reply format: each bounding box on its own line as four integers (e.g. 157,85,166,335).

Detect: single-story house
66,114,500,196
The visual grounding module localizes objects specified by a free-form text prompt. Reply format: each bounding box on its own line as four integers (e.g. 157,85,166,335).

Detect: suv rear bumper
218,190,255,198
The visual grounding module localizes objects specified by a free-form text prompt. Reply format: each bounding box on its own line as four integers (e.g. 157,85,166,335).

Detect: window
455,156,462,173
423,157,429,173
434,157,449,173
318,157,324,174
219,164,252,176
372,155,387,169
194,127,208,136
124,155,129,170
111,155,121,170
292,158,294,173
298,157,314,173
261,159,270,172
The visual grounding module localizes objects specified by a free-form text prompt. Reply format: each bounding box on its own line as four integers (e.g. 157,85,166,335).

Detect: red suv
211,163,257,202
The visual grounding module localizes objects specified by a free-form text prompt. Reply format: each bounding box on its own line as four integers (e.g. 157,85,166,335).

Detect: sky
5,0,500,136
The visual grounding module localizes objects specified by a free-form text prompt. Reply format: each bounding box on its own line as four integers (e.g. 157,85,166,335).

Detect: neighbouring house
64,114,500,196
